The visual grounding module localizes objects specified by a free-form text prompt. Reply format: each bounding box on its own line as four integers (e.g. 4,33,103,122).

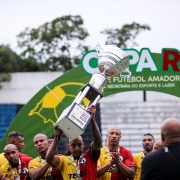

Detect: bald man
0,131,30,168
141,118,180,180
0,144,32,179
46,105,102,180
28,134,63,180
97,126,135,180
152,139,163,152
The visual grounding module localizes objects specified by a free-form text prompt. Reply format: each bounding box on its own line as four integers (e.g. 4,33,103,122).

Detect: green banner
0,48,179,157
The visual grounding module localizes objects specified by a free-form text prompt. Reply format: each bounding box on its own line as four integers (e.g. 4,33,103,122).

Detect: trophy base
54,102,92,140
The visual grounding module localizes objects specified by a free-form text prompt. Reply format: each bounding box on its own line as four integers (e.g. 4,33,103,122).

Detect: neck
72,154,82,160
39,152,46,159
144,150,152,155
164,138,180,146
107,144,119,152
11,157,19,167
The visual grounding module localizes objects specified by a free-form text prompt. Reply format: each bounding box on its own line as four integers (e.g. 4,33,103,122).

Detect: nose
9,153,14,158
74,145,80,150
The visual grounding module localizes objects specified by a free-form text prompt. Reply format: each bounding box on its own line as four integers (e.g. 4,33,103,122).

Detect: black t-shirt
141,142,180,180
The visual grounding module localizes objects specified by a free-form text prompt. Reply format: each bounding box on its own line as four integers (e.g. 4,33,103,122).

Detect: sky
0,0,180,54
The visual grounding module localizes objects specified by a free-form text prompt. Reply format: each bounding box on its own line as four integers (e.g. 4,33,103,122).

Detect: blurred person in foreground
0,144,32,180
141,118,180,180
133,133,155,180
97,126,135,180
28,134,63,180
46,105,102,180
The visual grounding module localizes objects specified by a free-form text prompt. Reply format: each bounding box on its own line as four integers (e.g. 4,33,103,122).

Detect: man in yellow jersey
46,105,102,180
97,126,135,180
133,133,155,180
28,134,63,180
0,131,29,168
0,144,32,179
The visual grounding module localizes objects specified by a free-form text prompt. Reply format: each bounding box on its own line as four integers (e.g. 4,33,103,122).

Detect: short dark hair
7,131,23,141
143,133,154,139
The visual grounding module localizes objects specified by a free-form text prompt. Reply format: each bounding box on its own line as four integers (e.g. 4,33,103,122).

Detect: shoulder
0,152,4,157
0,153,7,166
143,149,163,163
28,157,40,165
0,161,9,174
133,151,143,158
20,156,33,163
100,146,106,152
120,146,133,154
19,153,31,157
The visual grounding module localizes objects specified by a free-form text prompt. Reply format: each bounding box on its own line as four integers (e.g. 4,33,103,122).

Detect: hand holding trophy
54,44,131,140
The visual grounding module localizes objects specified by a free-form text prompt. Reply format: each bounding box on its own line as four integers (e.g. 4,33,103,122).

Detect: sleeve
86,149,100,162
28,159,40,174
0,163,14,178
56,156,64,171
123,149,135,167
97,159,101,167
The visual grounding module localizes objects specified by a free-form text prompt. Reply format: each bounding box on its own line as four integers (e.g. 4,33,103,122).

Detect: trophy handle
95,43,103,56
120,69,131,78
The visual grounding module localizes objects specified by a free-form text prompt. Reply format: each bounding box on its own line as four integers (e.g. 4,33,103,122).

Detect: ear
67,143,70,149
161,133,165,144
82,142,85,148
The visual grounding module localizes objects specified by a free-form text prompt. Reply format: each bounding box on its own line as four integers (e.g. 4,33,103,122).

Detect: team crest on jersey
22,168,28,173
119,155,123,161
79,157,86,165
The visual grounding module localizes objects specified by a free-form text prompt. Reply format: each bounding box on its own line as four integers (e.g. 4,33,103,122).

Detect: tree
101,22,151,48
0,45,19,88
17,15,89,72
0,45,46,88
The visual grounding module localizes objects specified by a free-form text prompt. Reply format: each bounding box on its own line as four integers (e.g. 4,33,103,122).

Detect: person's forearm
116,162,135,180
91,117,102,149
97,163,112,178
46,137,59,165
30,163,50,180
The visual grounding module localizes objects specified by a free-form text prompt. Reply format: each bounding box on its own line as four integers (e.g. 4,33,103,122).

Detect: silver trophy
54,44,131,140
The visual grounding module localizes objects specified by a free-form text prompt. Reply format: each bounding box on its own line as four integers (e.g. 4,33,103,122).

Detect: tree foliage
17,15,89,72
0,45,45,88
101,22,151,48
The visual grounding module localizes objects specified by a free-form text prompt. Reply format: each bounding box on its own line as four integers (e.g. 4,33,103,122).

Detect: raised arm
45,127,63,168
87,105,102,151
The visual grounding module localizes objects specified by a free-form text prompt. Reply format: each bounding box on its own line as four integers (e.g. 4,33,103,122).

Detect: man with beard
97,126,135,180
133,133,155,180
0,144,32,179
46,105,102,180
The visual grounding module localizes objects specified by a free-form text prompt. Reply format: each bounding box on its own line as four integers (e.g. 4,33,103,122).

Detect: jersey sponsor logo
68,170,87,179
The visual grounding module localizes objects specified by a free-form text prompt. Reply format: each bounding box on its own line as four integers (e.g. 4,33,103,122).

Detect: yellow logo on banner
28,82,89,124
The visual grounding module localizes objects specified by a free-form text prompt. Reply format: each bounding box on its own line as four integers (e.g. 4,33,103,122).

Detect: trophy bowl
89,73,109,92
97,45,130,77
